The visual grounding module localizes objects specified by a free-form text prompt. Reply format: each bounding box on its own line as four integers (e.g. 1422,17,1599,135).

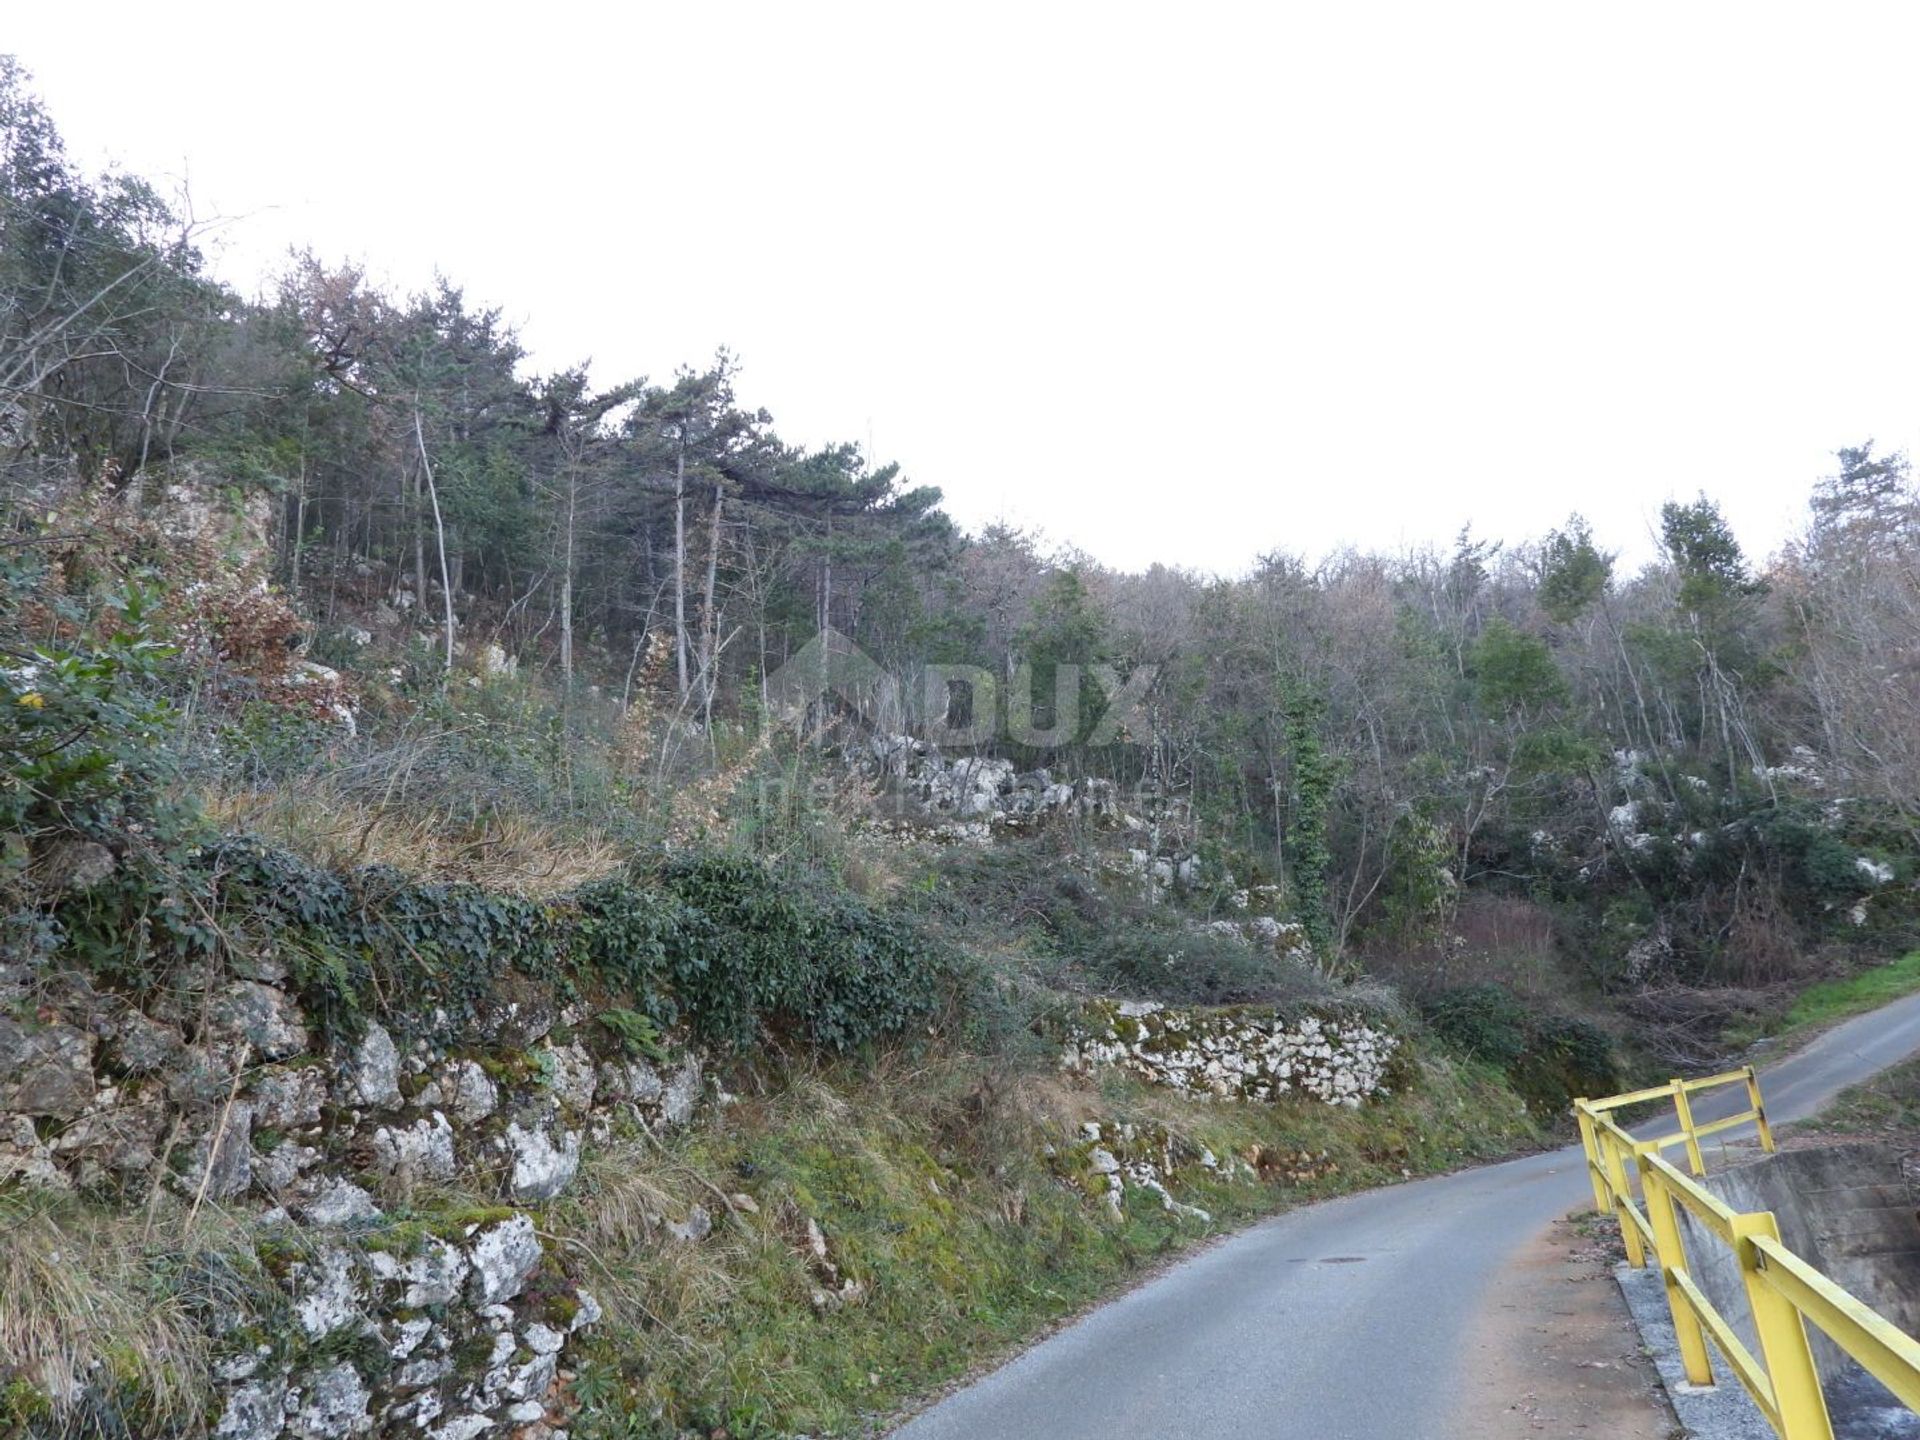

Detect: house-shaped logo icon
764,626,899,729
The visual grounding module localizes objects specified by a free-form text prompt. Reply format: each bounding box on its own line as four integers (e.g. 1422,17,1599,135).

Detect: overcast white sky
11,3,1920,575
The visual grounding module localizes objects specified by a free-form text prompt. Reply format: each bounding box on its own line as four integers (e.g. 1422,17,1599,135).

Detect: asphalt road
893,988,1920,1440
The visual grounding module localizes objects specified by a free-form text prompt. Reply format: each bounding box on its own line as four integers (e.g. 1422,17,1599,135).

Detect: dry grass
551,1133,750,1360
0,1192,270,1436
202,786,624,897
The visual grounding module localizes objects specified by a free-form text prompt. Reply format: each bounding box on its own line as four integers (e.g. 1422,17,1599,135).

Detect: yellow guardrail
1574,1070,1920,1439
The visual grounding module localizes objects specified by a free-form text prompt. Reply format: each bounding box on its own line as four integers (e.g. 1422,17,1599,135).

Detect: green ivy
53,835,954,1059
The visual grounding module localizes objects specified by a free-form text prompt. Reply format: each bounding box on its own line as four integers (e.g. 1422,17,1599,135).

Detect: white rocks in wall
1064,1004,1396,1111
661,1054,704,1126
365,1235,471,1308
179,1100,255,1200
294,1247,364,1339
446,1059,498,1123
215,1378,288,1440
253,1067,328,1130
347,1023,402,1109
254,1142,319,1196
0,1018,96,1118
209,982,310,1060
302,1180,382,1227
285,1360,370,1439
505,1121,580,1201
468,1214,544,1306
541,1041,598,1112
371,1112,457,1185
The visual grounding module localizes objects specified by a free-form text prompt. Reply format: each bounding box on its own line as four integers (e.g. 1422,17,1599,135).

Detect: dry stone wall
0,960,705,1440
1063,1000,1400,1108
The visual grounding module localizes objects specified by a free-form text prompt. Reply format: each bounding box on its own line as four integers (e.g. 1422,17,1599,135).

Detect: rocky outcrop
1055,1119,1222,1222
856,734,1123,837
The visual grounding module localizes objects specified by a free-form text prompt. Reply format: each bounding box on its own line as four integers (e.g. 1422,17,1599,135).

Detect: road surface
894,989,1920,1440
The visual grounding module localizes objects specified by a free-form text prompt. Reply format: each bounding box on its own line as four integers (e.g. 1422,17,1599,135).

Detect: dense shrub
1422,983,1619,1119
659,852,952,1052
1422,984,1529,1067
919,839,1330,1007
1508,1015,1619,1117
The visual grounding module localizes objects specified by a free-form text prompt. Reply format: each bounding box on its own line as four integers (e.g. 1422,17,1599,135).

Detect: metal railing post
1671,1078,1708,1176
1746,1065,1777,1153
1640,1147,1714,1386
1601,1126,1647,1268
1575,1101,1611,1212
1734,1211,1833,1440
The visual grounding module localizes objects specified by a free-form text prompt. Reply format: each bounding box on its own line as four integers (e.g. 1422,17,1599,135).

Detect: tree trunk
673,431,689,699
413,406,457,674
289,439,309,596
697,483,723,718
560,461,577,691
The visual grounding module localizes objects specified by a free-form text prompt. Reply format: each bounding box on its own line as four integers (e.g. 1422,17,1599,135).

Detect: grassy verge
1727,950,1920,1052
1792,1052,1920,1142
549,1048,1540,1438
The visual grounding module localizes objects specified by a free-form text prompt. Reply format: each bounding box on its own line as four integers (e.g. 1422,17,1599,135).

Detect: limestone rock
294,1247,363,1338
253,1066,328,1130
468,1214,543,1306
600,1057,664,1106
177,1101,254,1200
302,1180,382,1227
0,1019,95,1118
167,1044,240,1111
50,1097,165,1179
254,1141,319,1195
661,1055,703,1126
429,1413,492,1440
396,1239,469,1308
286,1360,370,1439
541,1042,597,1112
214,1377,287,1440
570,1287,604,1332
346,1023,402,1109
448,1060,497,1123
506,1121,580,1201
482,973,556,1049
666,1204,713,1244
109,1010,184,1074
210,981,309,1060
371,1111,457,1185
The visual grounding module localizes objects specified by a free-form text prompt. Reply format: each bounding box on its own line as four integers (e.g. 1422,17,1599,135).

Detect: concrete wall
1676,1144,1920,1401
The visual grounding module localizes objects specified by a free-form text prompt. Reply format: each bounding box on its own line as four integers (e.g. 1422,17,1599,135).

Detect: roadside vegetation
549,1055,1536,1437
1795,1053,1920,1143
1737,950,1920,1049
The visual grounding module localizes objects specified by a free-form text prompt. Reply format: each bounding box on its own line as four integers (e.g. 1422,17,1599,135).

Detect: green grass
1775,950,1920,1039
1723,950,1920,1052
